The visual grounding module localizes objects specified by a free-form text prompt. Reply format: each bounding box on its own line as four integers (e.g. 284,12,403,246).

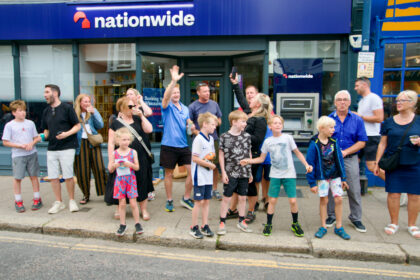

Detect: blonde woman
125,88,153,117
73,94,107,205
374,90,420,239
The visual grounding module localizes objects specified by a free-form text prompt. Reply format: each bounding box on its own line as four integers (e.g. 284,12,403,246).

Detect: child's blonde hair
114,127,133,144
317,116,336,131
9,100,26,112
198,112,218,128
228,110,248,126
268,114,284,125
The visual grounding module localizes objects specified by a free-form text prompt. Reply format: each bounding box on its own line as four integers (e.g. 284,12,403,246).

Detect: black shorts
223,177,249,197
160,145,192,169
359,136,380,161
247,164,260,197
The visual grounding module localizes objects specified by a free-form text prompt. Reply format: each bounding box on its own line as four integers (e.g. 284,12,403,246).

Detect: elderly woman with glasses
105,97,154,221
374,90,420,239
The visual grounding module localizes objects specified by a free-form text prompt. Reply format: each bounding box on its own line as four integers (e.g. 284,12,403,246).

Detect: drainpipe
361,0,372,51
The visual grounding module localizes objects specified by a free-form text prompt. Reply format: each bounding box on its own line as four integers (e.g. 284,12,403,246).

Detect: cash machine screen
284,118,302,130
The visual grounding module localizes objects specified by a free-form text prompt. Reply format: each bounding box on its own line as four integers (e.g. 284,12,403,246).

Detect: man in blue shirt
160,65,195,212
189,83,223,200
327,90,368,233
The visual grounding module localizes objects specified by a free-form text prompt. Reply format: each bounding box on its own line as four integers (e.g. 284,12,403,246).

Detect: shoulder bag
81,120,103,147
117,117,155,164
378,116,416,172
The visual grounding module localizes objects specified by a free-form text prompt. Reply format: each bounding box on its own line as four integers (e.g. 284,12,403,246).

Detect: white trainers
48,201,65,214
69,199,79,212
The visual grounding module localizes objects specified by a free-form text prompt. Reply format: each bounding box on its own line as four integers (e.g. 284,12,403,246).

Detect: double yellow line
0,235,419,279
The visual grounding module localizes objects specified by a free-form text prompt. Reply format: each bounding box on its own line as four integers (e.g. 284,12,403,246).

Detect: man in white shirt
354,77,384,180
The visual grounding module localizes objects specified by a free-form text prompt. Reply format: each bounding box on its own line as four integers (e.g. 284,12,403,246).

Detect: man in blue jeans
327,90,368,233
160,65,195,212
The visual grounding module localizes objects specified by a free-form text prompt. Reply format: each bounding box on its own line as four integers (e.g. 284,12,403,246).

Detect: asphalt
0,175,419,265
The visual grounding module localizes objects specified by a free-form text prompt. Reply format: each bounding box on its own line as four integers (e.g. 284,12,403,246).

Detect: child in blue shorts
190,112,218,239
241,115,312,237
306,116,350,240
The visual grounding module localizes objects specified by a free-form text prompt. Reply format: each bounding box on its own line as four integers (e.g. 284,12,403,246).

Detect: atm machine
276,93,319,143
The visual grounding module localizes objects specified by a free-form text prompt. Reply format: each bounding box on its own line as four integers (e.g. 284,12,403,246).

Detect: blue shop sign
0,0,351,40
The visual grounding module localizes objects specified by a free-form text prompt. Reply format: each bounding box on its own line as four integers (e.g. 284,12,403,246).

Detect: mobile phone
231,66,237,79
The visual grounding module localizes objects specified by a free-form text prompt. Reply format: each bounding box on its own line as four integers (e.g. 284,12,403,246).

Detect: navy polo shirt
329,111,368,151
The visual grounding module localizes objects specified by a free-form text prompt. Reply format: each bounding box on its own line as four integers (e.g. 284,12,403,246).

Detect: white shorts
317,177,343,198
47,149,75,179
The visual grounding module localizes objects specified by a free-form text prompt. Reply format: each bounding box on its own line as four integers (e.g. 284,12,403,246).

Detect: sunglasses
128,105,136,109
51,107,55,116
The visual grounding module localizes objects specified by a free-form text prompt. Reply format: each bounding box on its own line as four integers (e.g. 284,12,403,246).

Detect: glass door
186,76,223,104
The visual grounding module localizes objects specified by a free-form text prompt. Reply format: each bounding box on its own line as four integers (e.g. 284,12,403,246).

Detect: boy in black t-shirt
306,116,350,240
218,110,253,235
41,84,81,214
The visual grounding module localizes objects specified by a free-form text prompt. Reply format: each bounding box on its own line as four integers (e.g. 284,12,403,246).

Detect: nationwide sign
0,0,351,40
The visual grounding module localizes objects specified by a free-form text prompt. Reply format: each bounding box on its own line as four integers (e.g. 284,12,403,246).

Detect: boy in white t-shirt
2,100,42,213
190,112,218,239
241,115,312,237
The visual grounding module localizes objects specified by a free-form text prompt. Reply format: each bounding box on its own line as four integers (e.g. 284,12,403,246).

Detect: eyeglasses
51,107,55,116
128,105,136,109
395,99,412,104
336,98,350,102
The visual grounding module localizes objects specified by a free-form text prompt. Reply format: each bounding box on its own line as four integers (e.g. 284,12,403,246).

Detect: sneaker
351,220,367,233
291,222,304,237
217,222,226,235
180,197,194,210
226,208,239,219
326,217,336,228
69,199,79,212
48,201,65,214
245,211,256,223
254,201,260,211
263,223,272,236
315,227,327,238
165,200,174,212
189,225,203,239
201,224,214,237
148,192,155,201
212,190,222,201
135,223,144,235
237,220,253,233
31,198,43,211
116,224,127,236
334,226,351,240
15,201,25,213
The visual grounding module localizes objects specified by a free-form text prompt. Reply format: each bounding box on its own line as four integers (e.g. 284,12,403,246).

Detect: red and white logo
74,12,91,29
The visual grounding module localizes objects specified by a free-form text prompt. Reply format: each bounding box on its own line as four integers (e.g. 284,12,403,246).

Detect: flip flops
408,226,420,239
384,224,399,235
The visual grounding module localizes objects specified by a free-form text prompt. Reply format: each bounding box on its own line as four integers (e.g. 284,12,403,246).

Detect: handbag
378,116,416,172
81,120,103,147
117,118,154,163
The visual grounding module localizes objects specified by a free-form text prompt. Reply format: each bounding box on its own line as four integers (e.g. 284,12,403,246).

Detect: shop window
141,55,176,143
268,40,340,115
382,42,420,118
0,46,14,138
80,43,136,141
20,44,73,132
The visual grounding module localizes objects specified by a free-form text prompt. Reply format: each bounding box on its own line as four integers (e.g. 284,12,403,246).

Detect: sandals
79,197,90,205
384,224,399,235
408,226,420,239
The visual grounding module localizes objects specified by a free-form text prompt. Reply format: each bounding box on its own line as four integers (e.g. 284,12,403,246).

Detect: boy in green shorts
241,115,312,237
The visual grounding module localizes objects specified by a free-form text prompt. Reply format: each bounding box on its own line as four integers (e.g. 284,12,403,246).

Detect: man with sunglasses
41,84,81,214
327,90,368,233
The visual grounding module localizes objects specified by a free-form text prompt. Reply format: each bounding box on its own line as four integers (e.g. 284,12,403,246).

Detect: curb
0,222,415,265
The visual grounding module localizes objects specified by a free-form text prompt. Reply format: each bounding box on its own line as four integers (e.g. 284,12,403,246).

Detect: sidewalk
0,175,419,265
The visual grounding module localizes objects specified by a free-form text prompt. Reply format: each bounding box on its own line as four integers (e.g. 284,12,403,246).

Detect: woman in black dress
106,97,154,221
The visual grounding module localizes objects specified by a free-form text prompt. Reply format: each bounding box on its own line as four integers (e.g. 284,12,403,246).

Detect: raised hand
170,65,184,82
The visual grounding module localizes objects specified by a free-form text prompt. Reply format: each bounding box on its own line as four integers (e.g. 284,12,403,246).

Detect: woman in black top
105,97,154,221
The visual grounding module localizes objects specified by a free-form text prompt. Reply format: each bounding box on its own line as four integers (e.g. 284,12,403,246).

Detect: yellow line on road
0,235,419,279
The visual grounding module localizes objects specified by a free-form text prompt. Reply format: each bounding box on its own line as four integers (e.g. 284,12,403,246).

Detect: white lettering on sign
94,10,195,28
